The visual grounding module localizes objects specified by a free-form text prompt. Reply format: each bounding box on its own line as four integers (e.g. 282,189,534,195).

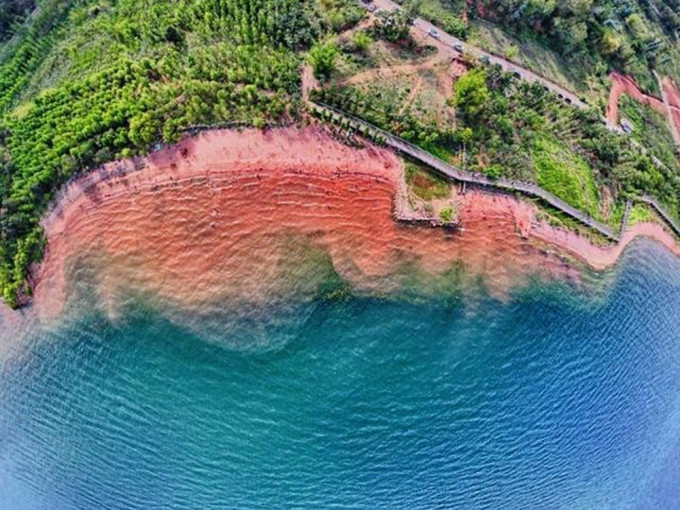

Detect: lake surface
0,239,679,509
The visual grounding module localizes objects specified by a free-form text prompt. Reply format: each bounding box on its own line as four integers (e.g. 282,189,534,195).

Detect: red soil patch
661,76,680,141
606,72,666,125
21,127,679,321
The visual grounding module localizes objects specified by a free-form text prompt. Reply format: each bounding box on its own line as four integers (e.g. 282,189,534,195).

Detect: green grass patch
536,204,611,246
628,203,655,226
533,136,600,218
405,161,451,201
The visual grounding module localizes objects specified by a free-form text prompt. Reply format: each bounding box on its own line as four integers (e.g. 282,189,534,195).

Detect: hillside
0,0,361,306
414,0,680,94
0,0,679,307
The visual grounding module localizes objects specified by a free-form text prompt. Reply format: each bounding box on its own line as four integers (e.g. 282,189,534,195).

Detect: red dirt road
661,76,680,143
606,72,666,126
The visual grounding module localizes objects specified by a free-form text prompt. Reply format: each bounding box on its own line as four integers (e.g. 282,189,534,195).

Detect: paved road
366,0,587,108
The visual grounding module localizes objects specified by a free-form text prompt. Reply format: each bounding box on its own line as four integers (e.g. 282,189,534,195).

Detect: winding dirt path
398,76,423,116
660,75,680,145
607,72,667,125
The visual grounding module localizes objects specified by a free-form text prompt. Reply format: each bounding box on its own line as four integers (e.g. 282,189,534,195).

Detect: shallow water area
0,238,679,509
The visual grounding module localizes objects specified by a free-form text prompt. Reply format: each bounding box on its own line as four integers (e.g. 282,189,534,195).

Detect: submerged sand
15,126,678,319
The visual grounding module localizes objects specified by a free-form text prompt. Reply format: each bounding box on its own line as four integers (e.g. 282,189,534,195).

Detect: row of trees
453,0,677,90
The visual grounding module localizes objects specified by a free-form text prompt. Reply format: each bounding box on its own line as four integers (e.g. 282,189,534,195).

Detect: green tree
309,39,339,80
351,31,372,53
439,206,454,223
454,68,489,119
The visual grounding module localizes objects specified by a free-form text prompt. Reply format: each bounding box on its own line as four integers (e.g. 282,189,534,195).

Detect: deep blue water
0,240,679,509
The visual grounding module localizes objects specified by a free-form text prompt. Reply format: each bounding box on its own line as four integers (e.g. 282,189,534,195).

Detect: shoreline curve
8,126,679,318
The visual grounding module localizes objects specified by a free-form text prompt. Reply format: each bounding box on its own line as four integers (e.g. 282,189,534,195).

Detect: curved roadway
366,0,587,108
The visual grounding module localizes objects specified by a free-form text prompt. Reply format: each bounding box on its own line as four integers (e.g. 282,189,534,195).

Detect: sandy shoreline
14,125,678,318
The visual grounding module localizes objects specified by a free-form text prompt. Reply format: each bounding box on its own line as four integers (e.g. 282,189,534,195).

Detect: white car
428,28,439,39
452,42,464,53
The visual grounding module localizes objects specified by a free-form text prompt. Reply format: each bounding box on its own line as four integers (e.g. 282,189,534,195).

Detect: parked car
479,55,491,65
452,42,464,53
428,28,439,39
367,4,376,11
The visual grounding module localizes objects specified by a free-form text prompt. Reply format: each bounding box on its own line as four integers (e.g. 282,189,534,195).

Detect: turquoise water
0,240,679,509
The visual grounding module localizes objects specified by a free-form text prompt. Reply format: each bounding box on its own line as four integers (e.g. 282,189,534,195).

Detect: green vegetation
351,31,372,53
439,205,454,223
0,0,367,306
371,8,414,43
618,95,679,173
309,38,340,79
533,136,600,218
628,202,655,225
315,0,364,32
0,0,34,41
312,82,456,155
469,20,588,96
405,161,451,200
454,68,489,118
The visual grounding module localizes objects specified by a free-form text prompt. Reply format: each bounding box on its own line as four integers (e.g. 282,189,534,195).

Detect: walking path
312,99,680,240
620,200,633,237
312,100,620,240
637,196,680,238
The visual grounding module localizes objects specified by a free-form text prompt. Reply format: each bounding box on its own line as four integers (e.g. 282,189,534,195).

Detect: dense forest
476,0,677,85
0,0,35,41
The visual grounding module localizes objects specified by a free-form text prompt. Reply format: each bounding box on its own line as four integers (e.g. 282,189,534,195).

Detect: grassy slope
405,161,450,201
619,95,679,173
533,136,600,219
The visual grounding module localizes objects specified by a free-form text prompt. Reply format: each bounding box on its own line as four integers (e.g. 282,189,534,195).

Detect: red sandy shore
9,126,678,320
606,72,667,125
